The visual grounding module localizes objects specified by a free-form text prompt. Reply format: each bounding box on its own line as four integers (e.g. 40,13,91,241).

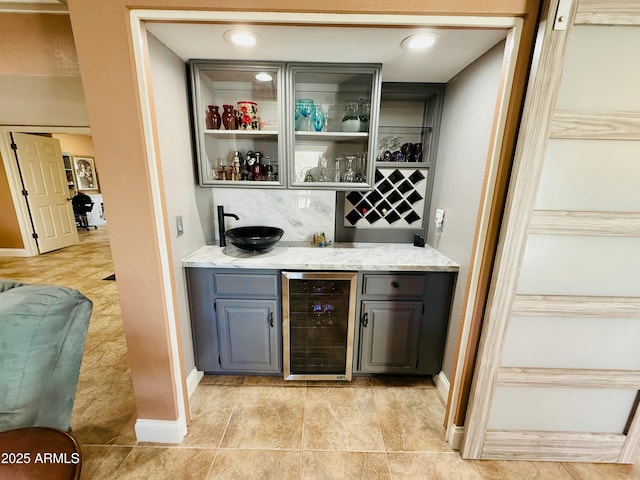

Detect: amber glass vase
222,104,237,130
206,105,221,129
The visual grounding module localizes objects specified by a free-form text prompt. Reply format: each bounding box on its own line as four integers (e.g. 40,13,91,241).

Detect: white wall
147,34,208,374
427,41,505,380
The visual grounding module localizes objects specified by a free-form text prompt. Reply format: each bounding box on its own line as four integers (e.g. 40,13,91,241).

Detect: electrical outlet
435,208,445,227
176,215,184,237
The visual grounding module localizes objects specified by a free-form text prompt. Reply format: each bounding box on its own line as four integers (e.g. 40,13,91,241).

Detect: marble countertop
182,242,459,272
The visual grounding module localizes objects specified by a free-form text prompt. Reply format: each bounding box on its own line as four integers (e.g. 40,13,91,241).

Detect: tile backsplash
212,189,336,243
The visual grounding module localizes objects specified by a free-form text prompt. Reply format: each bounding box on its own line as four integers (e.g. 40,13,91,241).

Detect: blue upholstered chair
0,280,92,432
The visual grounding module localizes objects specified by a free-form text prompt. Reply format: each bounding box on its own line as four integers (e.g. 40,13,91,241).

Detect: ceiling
146,22,508,83
0,3,508,82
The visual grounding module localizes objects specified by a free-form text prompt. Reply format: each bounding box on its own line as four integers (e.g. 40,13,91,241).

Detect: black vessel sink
224,226,284,251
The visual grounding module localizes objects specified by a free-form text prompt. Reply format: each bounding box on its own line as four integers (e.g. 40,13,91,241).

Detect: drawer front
214,273,278,296
362,274,426,297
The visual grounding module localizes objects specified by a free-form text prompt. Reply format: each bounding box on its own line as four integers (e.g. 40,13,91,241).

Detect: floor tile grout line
369,384,394,478
214,377,243,452
109,443,137,480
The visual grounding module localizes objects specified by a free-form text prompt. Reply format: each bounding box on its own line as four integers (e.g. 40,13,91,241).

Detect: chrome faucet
217,206,239,247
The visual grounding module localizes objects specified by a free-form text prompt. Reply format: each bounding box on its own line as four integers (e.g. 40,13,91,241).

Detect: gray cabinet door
217,298,280,373
358,300,422,374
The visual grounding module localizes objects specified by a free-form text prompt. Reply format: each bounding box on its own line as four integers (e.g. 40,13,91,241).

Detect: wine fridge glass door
282,271,357,381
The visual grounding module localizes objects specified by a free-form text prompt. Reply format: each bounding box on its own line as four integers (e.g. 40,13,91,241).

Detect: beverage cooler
282,272,357,381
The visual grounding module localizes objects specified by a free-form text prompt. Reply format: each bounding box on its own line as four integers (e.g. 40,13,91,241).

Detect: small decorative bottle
217,157,227,181
232,151,241,181
264,156,275,181
253,152,263,180
245,151,256,180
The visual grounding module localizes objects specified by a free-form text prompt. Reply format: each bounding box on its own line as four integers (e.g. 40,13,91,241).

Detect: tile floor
1,226,639,479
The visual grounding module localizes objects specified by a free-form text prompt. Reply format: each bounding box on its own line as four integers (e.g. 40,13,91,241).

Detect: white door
463,0,640,464
12,132,79,253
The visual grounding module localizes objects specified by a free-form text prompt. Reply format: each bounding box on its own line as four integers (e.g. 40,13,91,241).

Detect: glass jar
341,100,361,132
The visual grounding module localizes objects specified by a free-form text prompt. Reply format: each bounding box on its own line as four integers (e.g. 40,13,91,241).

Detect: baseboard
186,368,204,398
0,248,33,257
446,423,465,450
433,372,464,450
134,418,187,444
432,371,450,403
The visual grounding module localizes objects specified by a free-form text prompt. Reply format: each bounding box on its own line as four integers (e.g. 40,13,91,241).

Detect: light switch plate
176,215,184,237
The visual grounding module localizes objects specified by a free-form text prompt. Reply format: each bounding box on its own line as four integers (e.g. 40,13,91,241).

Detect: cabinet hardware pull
362,312,368,327
269,311,274,327
391,281,400,288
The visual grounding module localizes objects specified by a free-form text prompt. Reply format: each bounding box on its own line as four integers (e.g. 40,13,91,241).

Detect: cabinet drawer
362,274,426,297
214,273,278,296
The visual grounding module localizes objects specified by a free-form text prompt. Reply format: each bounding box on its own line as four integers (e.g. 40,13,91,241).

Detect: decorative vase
237,101,259,130
222,104,237,130
206,105,221,130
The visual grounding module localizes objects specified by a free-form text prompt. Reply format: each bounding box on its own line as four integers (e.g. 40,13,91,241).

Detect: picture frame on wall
73,156,99,191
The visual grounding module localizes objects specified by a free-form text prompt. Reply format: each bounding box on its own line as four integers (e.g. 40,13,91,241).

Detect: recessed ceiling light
223,29,259,47
255,72,273,82
401,32,441,50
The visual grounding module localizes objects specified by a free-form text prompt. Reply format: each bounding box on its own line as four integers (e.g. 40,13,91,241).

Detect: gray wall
148,33,209,375
427,41,505,380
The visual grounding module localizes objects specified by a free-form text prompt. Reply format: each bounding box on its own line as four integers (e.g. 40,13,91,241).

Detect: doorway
0,127,106,257
10,132,79,253
131,8,536,445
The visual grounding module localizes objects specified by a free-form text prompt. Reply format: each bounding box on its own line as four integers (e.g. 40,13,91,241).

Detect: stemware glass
344,156,356,183
312,106,325,132
354,152,367,183
318,154,328,182
295,99,314,131
334,157,342,182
